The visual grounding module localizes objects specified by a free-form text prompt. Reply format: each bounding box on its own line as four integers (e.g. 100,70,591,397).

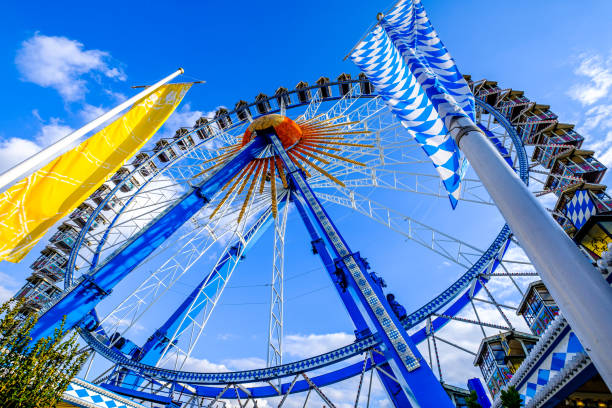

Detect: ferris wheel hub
242,114,302,149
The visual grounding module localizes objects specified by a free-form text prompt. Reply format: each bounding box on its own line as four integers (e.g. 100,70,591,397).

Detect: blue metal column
293,193,413,407
261,128,453,407
136,207,275,367
116,209,275,388
30,138,267,344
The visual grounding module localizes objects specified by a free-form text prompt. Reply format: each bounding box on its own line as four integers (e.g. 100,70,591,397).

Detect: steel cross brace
29,137,268,344
260,127,454,407
293,193,412,407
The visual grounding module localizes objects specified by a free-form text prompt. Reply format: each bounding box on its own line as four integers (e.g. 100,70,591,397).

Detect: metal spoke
317,188,485,268
435,335,477,356
478,277,514,330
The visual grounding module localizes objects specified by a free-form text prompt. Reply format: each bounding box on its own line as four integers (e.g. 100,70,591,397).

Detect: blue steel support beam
30,138,267,344
136,206,276,367
292,193,412,406
261,128,453,407
292,194,369,334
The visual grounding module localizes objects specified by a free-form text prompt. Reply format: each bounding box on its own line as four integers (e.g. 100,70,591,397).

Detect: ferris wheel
23,74,605,407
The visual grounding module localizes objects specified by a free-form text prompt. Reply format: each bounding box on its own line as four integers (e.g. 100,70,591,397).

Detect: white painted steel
0,68,185,192
451,115,612,389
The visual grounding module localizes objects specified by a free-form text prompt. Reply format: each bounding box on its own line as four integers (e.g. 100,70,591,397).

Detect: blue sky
1,0,612,404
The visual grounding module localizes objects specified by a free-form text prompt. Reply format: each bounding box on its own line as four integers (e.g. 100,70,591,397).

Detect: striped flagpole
0,68,185,193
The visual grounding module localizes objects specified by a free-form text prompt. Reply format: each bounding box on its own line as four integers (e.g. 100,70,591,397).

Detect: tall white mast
0,67,185,192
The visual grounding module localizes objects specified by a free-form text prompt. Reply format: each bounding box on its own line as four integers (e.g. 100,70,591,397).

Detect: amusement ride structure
13,74,612,408
6,2,612,408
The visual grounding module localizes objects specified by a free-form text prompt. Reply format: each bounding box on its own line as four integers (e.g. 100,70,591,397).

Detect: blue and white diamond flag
349,0,475,208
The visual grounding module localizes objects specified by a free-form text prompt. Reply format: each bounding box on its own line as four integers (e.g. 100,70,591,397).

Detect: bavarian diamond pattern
519,332,585,406
381,0,475,122
565,189,595,229
64,379,146,408
350,0,475,209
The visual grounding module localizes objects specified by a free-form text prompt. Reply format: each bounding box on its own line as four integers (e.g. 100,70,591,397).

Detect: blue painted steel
137,206,275,367
467,378,491,408
29,138,267,345
104,359,380,401
409,237,511,343
478,124,513,167
65,128,214,288
263,128,453,407
293,194,412,406
292,194,370,334
73,97,528,399
80,326,378,384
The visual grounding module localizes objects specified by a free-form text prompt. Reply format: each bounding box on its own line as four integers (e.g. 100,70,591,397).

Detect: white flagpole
0,67,185,192
450,115,612,390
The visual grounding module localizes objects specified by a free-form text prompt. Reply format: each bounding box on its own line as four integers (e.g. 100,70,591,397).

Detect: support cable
428,317,443,382
301,372,336,408
434,335,477,356
478,277,514,329
470,298,487,338
277,374,300,408
354,352,370,407
432,312,510,331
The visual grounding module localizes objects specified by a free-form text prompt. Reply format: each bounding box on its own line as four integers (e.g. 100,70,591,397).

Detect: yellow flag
0,83,192,262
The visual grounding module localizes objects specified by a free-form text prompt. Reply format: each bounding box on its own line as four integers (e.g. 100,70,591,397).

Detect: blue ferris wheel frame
44,87,529,401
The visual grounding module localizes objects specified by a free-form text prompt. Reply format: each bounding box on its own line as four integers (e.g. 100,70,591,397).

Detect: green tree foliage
465,390,483,408
500,385,524,408
0,299,89,408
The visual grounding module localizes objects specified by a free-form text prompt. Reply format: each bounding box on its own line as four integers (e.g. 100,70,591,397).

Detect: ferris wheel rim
59,80,531,397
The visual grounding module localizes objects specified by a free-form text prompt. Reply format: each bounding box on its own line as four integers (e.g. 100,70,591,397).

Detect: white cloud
567,53,612,106
36,117,74,145
578,104,612,167
78,103,107,122
222,357,266,371
180,356,229,372
157,103,205,139
284,332,354,359
581,104,612,132
104,88,127,103
0,116,75,173
0,137,42,173
15,33,126,101
0,271,21,303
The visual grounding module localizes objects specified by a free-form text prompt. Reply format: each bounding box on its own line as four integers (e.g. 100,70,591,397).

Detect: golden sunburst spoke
270,160,278,219
293,146,332,164
258,159,269,194
312,141,374,148
209,162,253,219
291,150,345,188
275,158,288,189
288,152,311,177
199,112,373,227
294,144,366,167
237,162,262,224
